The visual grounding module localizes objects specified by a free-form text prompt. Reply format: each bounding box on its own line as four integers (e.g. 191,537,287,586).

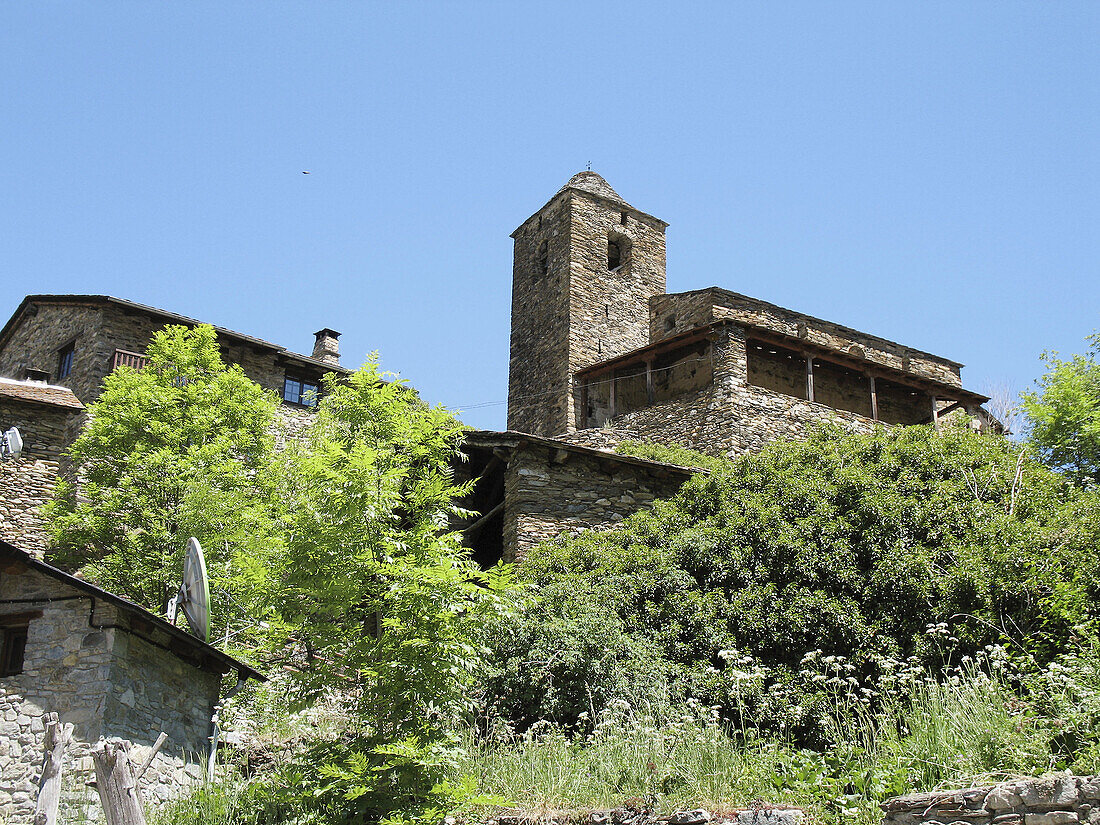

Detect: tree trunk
33,712,74,825
91,738,147,825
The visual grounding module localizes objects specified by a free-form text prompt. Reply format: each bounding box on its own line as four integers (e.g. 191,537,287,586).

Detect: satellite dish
166,538,211,642
1,427,22,460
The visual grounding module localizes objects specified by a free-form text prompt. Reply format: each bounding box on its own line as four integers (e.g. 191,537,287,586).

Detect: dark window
283,376,319,407
607,240,622,270
1,625,28,677
57,342,75,380
23,369,49,382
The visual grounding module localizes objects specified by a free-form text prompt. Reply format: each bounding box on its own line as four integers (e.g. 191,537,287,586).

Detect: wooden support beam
609,370,617,419
645,359,655,405
869,374,878,421
931,395,940,430
804,354,815,403
463,501,504,536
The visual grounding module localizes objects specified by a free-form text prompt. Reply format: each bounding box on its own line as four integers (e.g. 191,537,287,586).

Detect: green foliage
258,358,515,823
489,425,1100,740
47,324,279,637
1022,332,1100,485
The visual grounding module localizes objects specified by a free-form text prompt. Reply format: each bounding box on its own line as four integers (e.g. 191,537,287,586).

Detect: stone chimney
312,328,341,366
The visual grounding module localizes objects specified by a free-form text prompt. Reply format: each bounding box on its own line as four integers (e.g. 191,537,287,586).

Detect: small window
607,240,621,270
23,369,49,382
1,625,28,677
283,376,320,407
57,342,75,380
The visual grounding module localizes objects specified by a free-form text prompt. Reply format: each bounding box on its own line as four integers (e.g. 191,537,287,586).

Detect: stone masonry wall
882,775,1100,825
501,442,690,562
508,193,573,437
565,191,667,432
650,289,962,388
0,563,221,821
0,303,106,403
0,398,82,556
608,325,878,457
0,300,335,408
508,177,667,437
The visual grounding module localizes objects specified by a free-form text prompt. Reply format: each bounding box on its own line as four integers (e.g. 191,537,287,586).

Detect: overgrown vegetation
57,329,1100,825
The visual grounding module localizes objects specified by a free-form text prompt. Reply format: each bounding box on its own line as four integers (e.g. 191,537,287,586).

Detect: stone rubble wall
0,398,83,556
882,775,1100,825
501,441,690,562
0,564,221,822
608,325,879,458
650,288,963,387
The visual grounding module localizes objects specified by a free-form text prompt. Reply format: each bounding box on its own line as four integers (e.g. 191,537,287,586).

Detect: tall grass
458,660,1053,825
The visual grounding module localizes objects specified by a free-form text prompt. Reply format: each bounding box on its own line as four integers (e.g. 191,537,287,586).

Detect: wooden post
804,354,815,402
931,395,940,430
33,712,74,825
609,370,617,419
869,374,878,421
91,738,147,825
645,359,655,405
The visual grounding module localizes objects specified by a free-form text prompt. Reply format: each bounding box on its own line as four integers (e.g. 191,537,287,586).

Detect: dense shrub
482,424,1100,740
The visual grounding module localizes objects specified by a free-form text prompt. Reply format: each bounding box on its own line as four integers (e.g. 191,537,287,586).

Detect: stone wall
0,562,223,821
0,303,105,403
882,775,1100,825
650,288,963,387
0,299,337,408
0,398,82,555
508,173,667,437
500,440,690,562
607,326,880,457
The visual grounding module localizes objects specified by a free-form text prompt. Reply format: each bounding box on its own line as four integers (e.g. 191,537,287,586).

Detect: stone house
0,539,263,821
0,294,351,550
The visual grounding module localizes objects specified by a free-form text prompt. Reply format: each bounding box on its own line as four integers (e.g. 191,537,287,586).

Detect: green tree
260,360,512,822
47,324,279,638
1022,333,1100,485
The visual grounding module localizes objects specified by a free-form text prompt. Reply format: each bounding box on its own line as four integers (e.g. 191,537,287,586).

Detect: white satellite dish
1,427,23,460
166,537,211,642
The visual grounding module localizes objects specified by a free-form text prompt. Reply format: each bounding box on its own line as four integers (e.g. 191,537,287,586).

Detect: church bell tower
507,172,668,436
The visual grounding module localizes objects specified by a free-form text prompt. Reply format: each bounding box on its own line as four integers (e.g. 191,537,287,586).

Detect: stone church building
457,171,993,564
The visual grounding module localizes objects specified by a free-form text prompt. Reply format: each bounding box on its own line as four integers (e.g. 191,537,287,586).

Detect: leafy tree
1022,333,1100,485
260,360,513,822
47,324,279,637
484,424,1100,741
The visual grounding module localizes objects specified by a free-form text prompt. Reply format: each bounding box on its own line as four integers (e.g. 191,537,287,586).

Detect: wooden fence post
91,738,147,825
33,712,74,825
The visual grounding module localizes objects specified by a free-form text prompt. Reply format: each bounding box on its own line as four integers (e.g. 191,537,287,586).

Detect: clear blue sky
2,3,1097,430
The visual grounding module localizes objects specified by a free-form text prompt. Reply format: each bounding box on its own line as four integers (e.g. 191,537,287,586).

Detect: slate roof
0,377,84,410
558,171,629,205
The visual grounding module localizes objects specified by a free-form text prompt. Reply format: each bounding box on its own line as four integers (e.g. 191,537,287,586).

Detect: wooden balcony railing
111,349,149,371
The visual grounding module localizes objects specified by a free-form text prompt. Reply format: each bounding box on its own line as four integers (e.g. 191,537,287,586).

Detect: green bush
483,424,1100,740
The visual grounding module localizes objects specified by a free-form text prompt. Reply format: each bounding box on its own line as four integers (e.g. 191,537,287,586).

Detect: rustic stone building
506,171,992,457
0,540,263,821
0,294,350,550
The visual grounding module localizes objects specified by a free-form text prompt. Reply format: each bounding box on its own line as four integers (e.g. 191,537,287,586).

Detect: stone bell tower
507,172,668,436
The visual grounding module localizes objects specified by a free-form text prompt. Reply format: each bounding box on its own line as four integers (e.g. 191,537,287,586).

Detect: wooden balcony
111,349,148,371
